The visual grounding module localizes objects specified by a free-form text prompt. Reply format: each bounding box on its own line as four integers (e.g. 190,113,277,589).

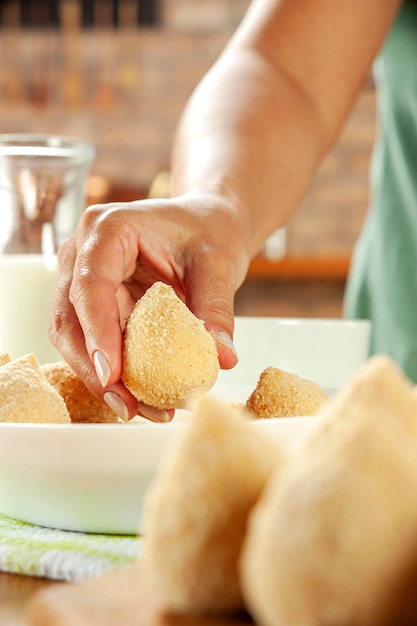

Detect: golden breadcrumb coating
246,366,328,418
122,282,220,409
0,353,11,366
142,395,283,613
0,354,70,423
42,361,118,423
241,356,417,626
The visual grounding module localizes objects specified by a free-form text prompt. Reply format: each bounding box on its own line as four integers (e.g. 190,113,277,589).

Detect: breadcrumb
0,353,11,366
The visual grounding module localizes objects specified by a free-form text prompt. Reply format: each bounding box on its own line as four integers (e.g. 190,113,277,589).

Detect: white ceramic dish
0,400,319,536
219,316,371,389
0,316,371,535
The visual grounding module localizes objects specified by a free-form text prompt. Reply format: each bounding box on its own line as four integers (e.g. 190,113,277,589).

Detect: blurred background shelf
247,256,350,281
237,256,349,318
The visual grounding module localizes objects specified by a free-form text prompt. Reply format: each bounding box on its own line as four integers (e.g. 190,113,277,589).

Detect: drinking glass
0,134,95,363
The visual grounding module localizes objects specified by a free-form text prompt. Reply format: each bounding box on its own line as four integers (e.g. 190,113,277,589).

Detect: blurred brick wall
0,0,374,258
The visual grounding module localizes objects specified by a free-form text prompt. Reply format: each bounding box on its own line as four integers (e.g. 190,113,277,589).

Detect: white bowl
219,316,371,389
0,415,317,536
0,316,370,535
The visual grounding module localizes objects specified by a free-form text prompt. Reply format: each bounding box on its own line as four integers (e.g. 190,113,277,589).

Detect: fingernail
138,402,170,423
94,351,111,387
103,391,129,422
216,331,238,359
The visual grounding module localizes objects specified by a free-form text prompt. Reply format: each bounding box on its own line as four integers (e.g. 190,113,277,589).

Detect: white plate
0,316,370,535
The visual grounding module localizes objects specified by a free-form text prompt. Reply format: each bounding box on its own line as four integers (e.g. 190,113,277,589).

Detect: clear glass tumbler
0,134,95,363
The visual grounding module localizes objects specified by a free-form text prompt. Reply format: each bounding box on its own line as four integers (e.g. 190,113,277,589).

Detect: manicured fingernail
138,402,170,423
216,331,238,359
103,391,129,422
94,351,111,387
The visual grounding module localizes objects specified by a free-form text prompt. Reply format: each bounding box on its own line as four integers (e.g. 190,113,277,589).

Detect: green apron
344,0,417,382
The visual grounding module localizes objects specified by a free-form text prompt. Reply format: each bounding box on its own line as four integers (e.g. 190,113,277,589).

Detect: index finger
68,221,135,385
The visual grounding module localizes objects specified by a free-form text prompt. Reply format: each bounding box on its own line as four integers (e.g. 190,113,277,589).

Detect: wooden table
0,569,255,626
0,573,55,626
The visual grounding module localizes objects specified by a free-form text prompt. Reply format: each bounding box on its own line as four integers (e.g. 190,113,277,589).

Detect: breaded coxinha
246,366,328,418
142,394,283,613
42,361,119,423
122,282,220,409
0,354,70,423
0,354,118,423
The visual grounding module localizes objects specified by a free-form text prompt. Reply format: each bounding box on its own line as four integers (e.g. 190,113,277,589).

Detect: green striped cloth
0,513,142,582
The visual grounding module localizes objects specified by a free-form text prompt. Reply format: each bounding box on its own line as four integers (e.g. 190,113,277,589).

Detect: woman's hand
48,192,250,422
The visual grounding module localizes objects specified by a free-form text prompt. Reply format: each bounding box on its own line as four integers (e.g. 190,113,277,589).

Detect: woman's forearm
171,48,324,257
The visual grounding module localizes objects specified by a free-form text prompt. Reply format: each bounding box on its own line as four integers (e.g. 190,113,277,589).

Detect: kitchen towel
0,513,142,582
